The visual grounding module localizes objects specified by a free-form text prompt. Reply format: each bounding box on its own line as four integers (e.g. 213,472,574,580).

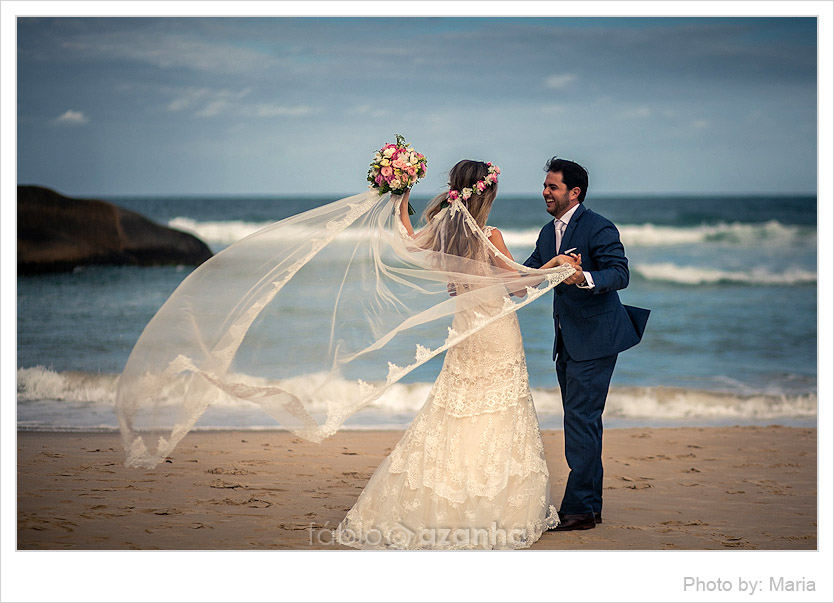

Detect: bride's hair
417,160,499,263
423,160,498,227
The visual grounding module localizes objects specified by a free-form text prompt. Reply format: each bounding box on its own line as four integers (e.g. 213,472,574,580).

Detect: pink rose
381,166,394,178
392,158,407,169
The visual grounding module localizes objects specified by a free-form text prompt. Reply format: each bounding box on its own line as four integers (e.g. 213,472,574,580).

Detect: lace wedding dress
335,227,559,551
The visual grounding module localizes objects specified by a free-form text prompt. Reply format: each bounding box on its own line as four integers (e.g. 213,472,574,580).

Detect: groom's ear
569,187,581,202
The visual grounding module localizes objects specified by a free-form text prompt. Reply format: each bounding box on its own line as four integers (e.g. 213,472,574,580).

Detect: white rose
383,147,395,158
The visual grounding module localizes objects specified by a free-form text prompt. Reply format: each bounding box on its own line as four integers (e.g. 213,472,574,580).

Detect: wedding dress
335,251,560,549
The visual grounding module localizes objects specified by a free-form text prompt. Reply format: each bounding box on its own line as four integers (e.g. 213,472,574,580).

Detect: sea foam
169,217,815,249
17,367,817,428
631,262,816,286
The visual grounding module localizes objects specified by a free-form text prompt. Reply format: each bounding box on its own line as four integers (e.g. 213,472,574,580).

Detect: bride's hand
543,253,581,269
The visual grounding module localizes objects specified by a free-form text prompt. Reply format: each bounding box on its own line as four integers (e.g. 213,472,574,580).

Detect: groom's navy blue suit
524,203,649,516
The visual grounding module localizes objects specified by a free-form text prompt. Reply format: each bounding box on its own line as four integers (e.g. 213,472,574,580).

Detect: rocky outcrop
17,185,213,275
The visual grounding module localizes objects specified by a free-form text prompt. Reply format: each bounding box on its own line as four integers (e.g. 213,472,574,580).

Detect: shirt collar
554,203,580,227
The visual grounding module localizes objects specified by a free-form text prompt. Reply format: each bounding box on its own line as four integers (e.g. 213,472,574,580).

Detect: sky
15,15,819,197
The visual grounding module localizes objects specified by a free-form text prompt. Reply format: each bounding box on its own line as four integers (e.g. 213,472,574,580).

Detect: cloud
61,30,278,75
165,87,251,117
164,86,317,119
195,100,233,118
691,119,711,129
248,104,317,117
544,74,577,89
347,104,374,115
541,104,568,114
54,110,89,125
620,106,652,119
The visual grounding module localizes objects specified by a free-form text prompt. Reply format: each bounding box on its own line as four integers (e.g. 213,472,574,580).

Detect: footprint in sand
23,517,78,533
206,467,250,475
661,519,707,526
200,479,246,489
617,476,653,490
151,508,182,515
245,498,272,508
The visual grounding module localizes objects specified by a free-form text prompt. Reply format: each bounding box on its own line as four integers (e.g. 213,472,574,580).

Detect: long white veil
116,188,574,468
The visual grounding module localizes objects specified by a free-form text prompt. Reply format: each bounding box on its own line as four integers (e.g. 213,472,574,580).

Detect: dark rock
17,185,213,275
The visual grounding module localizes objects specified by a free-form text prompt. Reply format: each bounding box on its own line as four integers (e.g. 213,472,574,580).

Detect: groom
524,157,649,531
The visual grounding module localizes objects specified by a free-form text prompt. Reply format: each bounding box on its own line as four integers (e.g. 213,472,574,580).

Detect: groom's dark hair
545,157,589,203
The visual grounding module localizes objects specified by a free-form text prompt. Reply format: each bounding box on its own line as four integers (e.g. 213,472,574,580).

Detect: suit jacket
524,203,649,361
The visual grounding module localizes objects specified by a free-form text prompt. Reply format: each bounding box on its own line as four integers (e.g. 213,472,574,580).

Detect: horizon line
16,184,818,200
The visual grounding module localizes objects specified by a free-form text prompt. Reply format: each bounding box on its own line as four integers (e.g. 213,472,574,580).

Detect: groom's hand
563,268,587,286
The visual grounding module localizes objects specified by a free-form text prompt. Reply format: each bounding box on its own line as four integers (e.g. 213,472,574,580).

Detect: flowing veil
116,188,574,468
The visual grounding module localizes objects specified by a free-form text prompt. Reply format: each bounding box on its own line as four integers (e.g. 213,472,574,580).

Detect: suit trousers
555,327,618,515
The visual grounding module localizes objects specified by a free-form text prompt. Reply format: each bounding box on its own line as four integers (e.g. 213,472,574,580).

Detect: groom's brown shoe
553,513,596,531
595,512,602,524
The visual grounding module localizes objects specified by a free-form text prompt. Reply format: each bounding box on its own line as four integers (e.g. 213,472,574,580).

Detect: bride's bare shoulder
485,226,503,243
486,226,514,257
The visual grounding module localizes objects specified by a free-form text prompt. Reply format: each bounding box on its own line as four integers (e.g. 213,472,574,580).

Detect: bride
334,160,578,549
115,154,578,550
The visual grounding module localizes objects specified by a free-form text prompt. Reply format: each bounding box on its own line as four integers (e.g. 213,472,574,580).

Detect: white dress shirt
555,204,595,289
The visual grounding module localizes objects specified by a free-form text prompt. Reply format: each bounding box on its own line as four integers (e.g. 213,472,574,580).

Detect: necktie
555,220,566,254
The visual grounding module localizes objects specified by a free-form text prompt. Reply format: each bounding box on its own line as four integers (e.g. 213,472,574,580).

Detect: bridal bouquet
368,134,427,215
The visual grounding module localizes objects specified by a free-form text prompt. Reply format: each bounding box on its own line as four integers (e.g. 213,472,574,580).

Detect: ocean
17,193,818,431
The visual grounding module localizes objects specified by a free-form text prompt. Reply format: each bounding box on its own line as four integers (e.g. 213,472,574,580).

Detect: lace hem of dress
334,504,559,550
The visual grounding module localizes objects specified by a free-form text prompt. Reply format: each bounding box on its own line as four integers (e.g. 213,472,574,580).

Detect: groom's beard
545,195,570,218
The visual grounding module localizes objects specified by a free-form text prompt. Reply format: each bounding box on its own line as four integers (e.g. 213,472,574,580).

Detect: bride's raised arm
397,189,415,237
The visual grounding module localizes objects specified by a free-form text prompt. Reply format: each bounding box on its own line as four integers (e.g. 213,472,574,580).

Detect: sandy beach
17,426,816,550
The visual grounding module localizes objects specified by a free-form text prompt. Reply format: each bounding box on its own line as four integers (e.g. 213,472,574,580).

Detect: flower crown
446,162,500,203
